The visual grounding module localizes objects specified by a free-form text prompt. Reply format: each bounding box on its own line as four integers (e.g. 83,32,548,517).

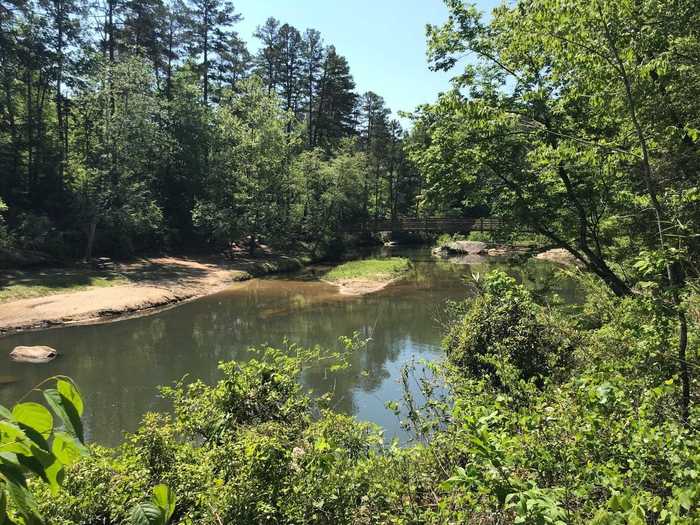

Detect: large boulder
9,345,58,363
535,248,582,267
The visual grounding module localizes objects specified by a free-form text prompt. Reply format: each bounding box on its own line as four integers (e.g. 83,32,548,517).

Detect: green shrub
161,350,311,443
435,233,467,247
445,270,575,391
324,257,411,282
0,198,13,249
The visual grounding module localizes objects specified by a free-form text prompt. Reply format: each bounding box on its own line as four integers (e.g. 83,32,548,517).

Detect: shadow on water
0,247,583,445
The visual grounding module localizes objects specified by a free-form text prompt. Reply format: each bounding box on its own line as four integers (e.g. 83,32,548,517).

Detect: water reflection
0,248,581,445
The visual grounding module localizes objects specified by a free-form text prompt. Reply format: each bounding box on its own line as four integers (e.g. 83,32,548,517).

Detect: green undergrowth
0,270,129,302
7,271,698,524
324,257,411,282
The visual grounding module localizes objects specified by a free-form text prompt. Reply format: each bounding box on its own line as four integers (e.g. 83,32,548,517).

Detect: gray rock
9,345,58,364
432,241,489,256
449,241,488,254
535,248,582,267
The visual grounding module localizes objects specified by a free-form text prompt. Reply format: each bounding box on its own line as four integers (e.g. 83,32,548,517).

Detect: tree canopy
0,2,419,259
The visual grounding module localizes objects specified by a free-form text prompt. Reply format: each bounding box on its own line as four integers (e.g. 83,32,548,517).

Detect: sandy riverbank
320,257,412,296
322,276,403,296
0,255,305,335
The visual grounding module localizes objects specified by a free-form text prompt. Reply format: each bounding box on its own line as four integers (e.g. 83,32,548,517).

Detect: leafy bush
161,351,312,443
435,233,467,247
445,270,575,392
324,257,411,282
0,198,13,249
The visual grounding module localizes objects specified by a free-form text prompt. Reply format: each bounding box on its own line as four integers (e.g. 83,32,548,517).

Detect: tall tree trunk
3,71,21,198
55,0,65,180
84,216,97,261
202,7,208,104
26,70,35,196
166,16,174,99
108,0,115,63
307,65,314,146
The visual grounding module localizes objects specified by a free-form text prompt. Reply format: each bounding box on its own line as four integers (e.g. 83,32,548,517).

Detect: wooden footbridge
343,217,504,234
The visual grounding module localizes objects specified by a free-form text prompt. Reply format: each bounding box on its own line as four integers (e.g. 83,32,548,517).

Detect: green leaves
0,377,86,525
51,432,87,466
130,484,176,525
43,379,84,443
12,404,53,438
152,484,176,524
57,380,84,418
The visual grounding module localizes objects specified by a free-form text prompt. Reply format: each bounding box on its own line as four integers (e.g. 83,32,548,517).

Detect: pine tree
301,28,323,147
314,46,357,149
253,16,281,93
277,23,303,122
182,0,241,104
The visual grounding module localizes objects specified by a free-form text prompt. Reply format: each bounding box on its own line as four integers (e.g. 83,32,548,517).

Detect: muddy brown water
0,247,582,445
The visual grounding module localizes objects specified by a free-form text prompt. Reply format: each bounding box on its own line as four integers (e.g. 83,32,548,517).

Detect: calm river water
0,247,581,445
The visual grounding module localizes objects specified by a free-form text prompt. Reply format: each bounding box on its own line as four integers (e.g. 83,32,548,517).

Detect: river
0,247,581,445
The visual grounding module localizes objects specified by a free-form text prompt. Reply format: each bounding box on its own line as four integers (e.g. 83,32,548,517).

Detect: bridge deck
343,217,503,233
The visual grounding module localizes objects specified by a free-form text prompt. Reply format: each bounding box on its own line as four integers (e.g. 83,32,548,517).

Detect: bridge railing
341,217,504,233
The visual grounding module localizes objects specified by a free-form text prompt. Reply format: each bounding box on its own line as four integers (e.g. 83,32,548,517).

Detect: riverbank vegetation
0,269,129,303
3,270,694,524
324,258,411,283
322,257,412,295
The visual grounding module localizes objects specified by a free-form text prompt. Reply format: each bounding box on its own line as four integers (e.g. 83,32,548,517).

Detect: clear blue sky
234,0,501,123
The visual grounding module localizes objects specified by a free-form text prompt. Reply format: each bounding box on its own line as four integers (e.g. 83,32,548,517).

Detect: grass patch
324,257,411,282
0,269,129,303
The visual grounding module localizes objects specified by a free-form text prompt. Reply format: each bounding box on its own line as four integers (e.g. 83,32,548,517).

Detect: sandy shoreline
0,255,304,336
321,276,403,296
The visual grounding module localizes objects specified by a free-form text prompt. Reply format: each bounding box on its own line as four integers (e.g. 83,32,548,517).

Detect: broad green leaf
21,441,60,490
57,379,84,417
43,460,65,496
43,389,84,443
14,425,50,456
152,484,176,524
0,407,11,421
11,404,52,438
130,502,163,525
0,454,21,470
15,439,61,491
52,432,87,466
0,422,31,456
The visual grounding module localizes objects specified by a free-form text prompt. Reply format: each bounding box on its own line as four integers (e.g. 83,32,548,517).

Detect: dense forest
0,0,422,259
1,0,700,524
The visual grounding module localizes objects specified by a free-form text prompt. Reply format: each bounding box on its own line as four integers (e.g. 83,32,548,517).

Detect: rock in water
535,248,582,267
9,345,58,363
449,241,488,254
0,375,17,386
434,241,488,257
